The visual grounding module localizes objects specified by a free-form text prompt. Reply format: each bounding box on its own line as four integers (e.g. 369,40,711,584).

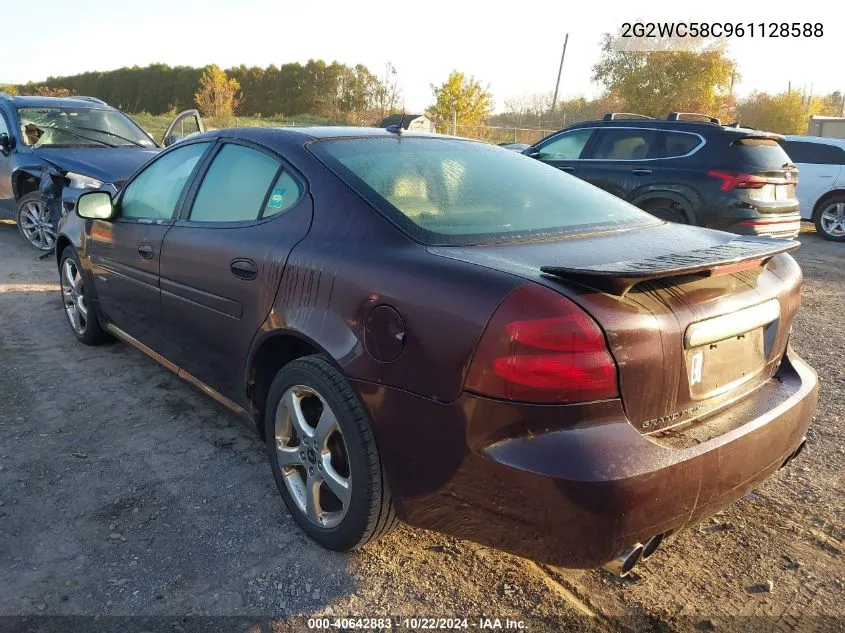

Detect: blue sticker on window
267,188,286,209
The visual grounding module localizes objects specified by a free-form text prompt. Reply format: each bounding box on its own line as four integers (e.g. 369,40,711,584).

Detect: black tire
642,205,689,224
59,246,109,345
814,195,845,241
265,355,397,551
17,192,57,251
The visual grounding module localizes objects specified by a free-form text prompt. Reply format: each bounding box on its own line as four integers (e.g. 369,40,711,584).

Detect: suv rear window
311,137,659,246
731,137,794,170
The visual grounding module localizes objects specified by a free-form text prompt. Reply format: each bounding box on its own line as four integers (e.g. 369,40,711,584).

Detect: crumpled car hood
35,147,161,183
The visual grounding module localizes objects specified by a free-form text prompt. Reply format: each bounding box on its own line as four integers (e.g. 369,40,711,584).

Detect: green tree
426,71,494,133
592,31,737,119
194,66,242,118
735,91,829,134
0,84,17,95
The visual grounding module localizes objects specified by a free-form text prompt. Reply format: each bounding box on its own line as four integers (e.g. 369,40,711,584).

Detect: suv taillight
707,170,798,191
465,284,619,403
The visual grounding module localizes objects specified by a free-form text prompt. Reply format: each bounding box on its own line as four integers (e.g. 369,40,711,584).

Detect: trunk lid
430,223,803,433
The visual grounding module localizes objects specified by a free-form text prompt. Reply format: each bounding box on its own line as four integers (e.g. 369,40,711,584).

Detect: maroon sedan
56,127,817,575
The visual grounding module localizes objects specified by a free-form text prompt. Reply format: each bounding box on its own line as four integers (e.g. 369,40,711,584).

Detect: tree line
7,60,402,123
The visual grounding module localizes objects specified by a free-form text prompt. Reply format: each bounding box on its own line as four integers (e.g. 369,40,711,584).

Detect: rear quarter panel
256,153,522,403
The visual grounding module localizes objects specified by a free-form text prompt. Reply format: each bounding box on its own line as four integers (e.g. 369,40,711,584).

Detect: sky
2,0,842,113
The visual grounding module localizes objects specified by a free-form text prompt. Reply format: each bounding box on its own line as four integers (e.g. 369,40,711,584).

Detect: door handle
559,166,576,173
230,258,258,280
137,243,153,259
631,168,652,176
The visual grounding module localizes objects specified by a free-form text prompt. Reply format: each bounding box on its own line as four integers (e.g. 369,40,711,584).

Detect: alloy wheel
18,199,56,251
61,259,88,335
819,202,845,238
274,385,351,528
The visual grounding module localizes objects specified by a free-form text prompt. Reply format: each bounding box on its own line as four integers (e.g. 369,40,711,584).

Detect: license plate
686,328,765,399
774,185,790,201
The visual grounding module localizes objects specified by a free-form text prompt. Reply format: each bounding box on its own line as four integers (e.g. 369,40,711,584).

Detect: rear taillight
707,170,768,190
707,170,797,191
465,284,619,403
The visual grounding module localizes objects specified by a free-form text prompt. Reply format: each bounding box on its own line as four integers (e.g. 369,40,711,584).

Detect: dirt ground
0,220,842,633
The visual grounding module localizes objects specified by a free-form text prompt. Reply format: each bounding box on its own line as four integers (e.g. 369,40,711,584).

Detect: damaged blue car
0,93,202,250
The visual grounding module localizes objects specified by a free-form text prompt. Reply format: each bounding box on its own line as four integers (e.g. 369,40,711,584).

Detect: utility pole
550,33,569,116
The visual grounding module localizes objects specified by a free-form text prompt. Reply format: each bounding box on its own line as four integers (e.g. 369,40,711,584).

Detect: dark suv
0,93,202,250
526,113,801,239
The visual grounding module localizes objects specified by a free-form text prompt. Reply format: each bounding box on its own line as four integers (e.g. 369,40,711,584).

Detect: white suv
780,135,845,241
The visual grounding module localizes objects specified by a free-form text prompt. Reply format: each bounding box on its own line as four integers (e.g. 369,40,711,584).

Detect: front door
158,141,312,403
0,109,14,215
87,141,211,351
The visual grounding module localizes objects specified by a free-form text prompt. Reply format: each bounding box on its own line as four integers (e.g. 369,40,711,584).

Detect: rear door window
536,128,593,159
661,132,702,158
588,129,658,160
189,144,282,223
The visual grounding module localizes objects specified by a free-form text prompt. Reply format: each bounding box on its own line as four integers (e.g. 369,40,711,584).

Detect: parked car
0,92,202,250
525,112,801,239
779,135,845,241
56,127,817,576
498,142,531,152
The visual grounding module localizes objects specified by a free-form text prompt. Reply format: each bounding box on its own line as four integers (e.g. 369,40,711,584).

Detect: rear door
86,141,211,352
780,139,844,219
532,127,594,177
577,127,660,199
158,140,313,403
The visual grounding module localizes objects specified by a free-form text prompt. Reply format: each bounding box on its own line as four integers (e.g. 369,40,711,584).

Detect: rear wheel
814,196,845,241
642,205,688,224
17,192,56,251
265,355,397,551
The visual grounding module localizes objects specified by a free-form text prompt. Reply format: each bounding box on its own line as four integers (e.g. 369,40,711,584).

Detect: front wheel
59,246,109,345
265,355,397,551
814,196,845,241
17,192,56,251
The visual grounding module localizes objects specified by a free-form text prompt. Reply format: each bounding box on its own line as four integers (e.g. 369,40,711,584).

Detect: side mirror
76,191,114,220
162,134,181,148
523,148,540,158
0,132,13,153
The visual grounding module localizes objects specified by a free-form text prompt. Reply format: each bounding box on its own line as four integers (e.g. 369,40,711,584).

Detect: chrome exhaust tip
603,543,644,577
641,533,664,560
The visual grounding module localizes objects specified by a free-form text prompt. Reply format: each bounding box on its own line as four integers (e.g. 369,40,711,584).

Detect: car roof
781,134,845,148
8,95,114,110
563,118,777,137
205,126,464,145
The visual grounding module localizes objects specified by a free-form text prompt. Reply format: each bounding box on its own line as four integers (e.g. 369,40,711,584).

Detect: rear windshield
310,137,659,246
731,137,795,170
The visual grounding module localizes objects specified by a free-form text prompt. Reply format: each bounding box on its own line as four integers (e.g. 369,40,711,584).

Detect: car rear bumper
725,213,802,239
352,348,817,568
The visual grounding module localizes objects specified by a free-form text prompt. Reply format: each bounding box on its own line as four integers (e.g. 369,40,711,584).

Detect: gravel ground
0,220,842,633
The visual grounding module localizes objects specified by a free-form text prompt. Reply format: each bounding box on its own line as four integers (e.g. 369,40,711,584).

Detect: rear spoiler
540,238,799,296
